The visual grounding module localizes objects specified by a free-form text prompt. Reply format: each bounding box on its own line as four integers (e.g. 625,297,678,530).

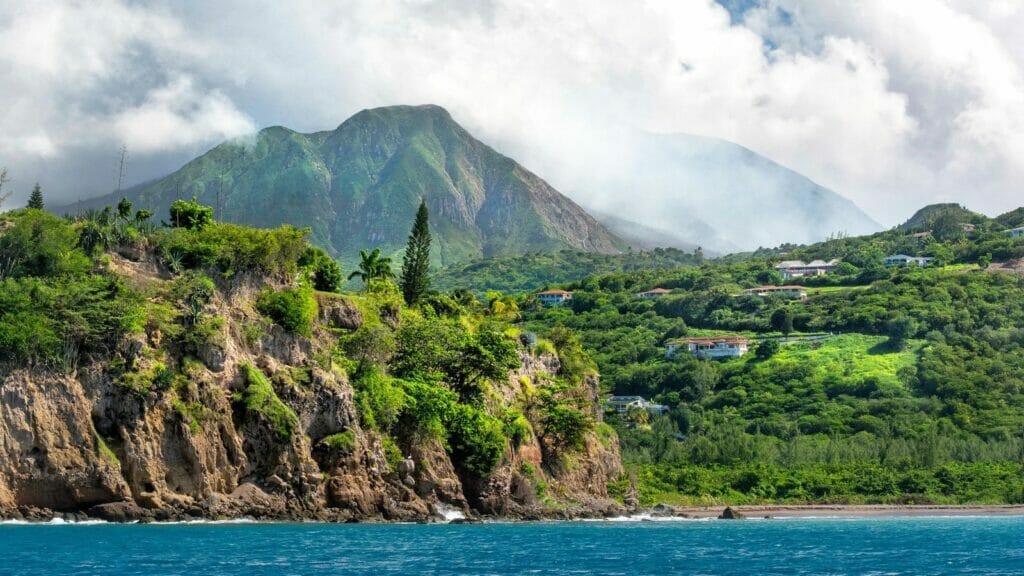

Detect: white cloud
0,0,1022,227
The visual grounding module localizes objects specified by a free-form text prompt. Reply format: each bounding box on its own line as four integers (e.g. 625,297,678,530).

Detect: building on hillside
604,396,669,417
536,289,573,306
774,259,839,279
666,336,750,359
962,223,976,236
1006,227,1024,238
636,288,672,299
883,254,935,267
743,285,808,300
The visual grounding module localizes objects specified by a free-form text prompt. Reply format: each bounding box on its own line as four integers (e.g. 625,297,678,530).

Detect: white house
604,396,668,417
636,288,672,299
744,285,808,300
536,289,573,306
774,259,839,279
666,336,750,359
883,254,934,267
1007,227,1024,238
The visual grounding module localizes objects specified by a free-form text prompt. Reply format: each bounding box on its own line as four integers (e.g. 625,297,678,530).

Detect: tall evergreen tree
399,199,431,305
27,183,43,210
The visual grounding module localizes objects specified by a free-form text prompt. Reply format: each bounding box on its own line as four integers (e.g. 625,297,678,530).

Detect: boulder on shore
719,506,745,520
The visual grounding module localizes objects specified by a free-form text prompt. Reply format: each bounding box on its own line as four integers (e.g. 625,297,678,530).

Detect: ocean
1,516,1022,575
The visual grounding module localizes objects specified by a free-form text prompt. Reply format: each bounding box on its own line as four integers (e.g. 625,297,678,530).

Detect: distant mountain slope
572,132,882,251
897,203,986,231
72,105,624,267
588,210,737,255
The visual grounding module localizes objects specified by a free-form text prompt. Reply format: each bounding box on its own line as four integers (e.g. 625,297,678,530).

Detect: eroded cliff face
0,259,622,522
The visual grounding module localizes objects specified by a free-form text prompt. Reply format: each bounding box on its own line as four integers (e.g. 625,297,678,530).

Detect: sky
0,0,1022,226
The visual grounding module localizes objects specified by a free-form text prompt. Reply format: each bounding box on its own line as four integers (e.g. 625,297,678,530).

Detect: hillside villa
666,336,750,359
604,396,669,417
774,259,839,279
883,254,935,267
636,288,672,299
536,289,573,306
1007,227,1024,238
744,285,808,300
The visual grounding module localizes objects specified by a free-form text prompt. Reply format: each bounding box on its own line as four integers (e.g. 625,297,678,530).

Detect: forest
519,205,1024,504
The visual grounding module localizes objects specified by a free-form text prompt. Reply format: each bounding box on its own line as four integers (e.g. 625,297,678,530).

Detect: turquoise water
1,517,1023,575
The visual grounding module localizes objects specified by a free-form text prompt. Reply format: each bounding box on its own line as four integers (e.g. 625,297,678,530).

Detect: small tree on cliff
399,199,431,305
27,183,44,210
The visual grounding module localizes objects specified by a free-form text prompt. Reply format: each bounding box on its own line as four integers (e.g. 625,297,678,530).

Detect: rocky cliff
0,254,622,523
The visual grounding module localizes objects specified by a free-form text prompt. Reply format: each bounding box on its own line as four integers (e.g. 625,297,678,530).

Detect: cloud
0,0,1021,227
0,0,253,197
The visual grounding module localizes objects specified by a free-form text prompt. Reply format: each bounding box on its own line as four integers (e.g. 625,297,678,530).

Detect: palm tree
348,248,394,287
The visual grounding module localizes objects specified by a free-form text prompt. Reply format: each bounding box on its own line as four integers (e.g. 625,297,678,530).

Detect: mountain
897,203,986,231
588,210,737,255
563,132,882,252
73,105,624,268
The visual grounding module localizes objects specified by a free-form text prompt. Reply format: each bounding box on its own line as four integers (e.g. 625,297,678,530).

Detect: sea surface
1,516,1022,575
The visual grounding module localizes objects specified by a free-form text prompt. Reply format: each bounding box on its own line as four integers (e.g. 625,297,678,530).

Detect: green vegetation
257,285,317,336
351,248,395,285
237,363,299,439
323,430,357,452
399,199,431,305
27,183,43,210
78,105,621,272
434,248,703,294
515,210,1024,504
168,197,213,231
0,209,143,369
298,246,343,293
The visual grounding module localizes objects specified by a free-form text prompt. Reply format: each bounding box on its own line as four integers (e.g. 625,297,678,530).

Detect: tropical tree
348,248,394,288
168,197,214,230
399,199,431,305
27,183,43,210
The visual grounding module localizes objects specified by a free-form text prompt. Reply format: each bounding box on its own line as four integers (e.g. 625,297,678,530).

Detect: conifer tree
399,199,431,305
27,183,43,210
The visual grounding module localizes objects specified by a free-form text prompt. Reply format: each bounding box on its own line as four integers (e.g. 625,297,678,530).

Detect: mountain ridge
70,105,625,268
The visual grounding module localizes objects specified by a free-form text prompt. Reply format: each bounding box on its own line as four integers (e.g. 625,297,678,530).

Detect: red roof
640,288,671,294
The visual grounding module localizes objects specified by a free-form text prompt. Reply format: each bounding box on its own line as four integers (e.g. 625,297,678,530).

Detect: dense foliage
434,247,703,294
518,212,1024,504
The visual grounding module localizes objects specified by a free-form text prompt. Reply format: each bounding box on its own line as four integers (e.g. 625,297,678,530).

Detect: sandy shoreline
669,504,1024,518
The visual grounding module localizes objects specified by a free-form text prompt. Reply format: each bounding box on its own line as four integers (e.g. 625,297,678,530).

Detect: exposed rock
0,259,621,522
649,503,677,517
87,501,148,522
318,296,363,330
719,506,745,520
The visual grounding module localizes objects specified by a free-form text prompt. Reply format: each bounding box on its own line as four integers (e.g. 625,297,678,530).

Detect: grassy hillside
517,218,1024,505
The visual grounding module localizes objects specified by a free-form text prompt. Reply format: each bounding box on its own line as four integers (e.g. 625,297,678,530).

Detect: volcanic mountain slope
76,105,624,267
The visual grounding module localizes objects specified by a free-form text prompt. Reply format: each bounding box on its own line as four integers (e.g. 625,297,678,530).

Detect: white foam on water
435,503,466,522
585,514,714,523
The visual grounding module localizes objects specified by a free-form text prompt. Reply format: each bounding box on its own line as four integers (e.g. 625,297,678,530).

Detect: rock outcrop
0,257,623,522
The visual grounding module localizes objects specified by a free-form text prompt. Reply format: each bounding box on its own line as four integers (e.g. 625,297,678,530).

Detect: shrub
237,363,298,439
298,246,343,293
168,197,214,231
323,430,357,452
502,409,533,447
257,285,317,336
351,364,408,432
381,435,404,473
447,404,506,476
